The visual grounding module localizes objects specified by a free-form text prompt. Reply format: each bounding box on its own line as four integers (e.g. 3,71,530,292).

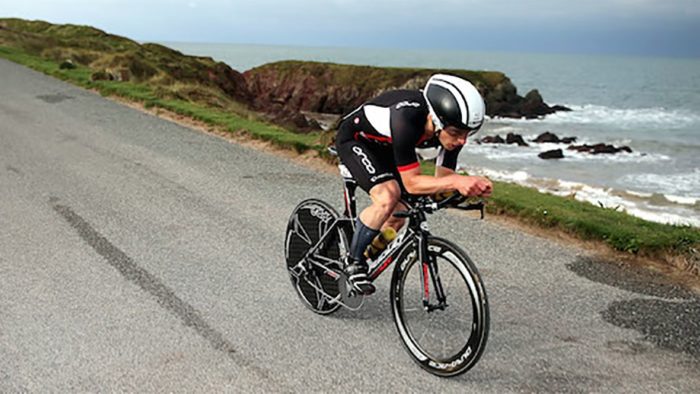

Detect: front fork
418,234,447,312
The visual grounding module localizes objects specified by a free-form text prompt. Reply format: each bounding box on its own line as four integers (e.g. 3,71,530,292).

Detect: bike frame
336,163,447,308
288,151,489,376
293,156,482,310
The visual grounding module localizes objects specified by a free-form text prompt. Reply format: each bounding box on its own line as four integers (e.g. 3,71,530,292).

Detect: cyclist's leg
358,181,402,232
347,181,401,294
336,139,400,293
380,162,408,232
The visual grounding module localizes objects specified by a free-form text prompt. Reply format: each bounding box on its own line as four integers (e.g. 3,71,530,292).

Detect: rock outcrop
243,61,570,122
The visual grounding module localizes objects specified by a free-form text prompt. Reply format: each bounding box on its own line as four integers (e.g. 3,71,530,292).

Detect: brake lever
435,192,466,209
454,201,485,219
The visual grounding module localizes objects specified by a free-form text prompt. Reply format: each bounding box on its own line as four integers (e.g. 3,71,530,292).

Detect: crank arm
299,273,364,311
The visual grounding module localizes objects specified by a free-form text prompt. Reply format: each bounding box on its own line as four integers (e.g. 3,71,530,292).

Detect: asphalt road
1,58,698,392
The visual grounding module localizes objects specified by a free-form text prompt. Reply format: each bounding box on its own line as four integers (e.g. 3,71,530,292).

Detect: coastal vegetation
0,18,697,275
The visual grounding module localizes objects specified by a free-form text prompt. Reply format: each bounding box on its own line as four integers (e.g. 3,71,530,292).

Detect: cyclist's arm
398,145,467,194
402,167,492,196
398,145,491,196
399,166,462,194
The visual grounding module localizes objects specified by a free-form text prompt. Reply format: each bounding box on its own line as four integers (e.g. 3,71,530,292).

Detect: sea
163,42,700,228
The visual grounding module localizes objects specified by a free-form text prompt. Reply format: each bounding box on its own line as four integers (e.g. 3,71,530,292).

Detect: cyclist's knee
370,181,401,213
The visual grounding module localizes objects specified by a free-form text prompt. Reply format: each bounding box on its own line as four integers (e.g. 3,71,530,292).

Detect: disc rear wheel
285,199,348,314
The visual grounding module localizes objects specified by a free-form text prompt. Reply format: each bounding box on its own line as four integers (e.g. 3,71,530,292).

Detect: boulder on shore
539,149,564,159
533,131,577,144
506,133,529,147
481,135,506,144
568,143,633,155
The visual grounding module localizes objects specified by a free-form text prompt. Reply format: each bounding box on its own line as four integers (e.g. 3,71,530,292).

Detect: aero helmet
423,74,486,136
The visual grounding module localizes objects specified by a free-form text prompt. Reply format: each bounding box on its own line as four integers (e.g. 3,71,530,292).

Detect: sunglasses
444,125,481,138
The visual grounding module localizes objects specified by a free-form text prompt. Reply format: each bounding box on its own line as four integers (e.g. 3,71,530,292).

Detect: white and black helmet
423,74,486,135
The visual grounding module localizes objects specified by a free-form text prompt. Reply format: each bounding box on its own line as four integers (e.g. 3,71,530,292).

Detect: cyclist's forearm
401,173,457,195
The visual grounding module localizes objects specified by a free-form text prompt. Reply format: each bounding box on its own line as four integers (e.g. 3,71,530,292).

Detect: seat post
329,146,359,224
343,179,358,222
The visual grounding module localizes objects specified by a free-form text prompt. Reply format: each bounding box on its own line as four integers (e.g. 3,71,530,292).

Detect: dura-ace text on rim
391,237,489,377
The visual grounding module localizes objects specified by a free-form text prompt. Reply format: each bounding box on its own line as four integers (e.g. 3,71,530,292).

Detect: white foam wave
562,149,671,163
487,125,521,134
466,166,700,228
490,105,700,130
666,195,698,205
465,140,670,164
620,170,700,199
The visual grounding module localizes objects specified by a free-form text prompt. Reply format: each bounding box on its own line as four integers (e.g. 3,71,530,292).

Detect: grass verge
2,45,698,274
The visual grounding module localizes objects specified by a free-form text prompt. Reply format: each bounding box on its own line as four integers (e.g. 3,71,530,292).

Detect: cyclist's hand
452,175,492,197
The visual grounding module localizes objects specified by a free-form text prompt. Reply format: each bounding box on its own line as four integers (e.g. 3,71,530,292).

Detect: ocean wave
490,105,700,130
465,166,699,227
619,170,700,199
464,141,671,164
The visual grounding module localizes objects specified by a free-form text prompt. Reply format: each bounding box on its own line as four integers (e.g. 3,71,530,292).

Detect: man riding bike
335,74,493,295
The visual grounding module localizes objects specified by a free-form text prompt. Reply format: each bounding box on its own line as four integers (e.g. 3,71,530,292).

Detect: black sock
349,218,380,262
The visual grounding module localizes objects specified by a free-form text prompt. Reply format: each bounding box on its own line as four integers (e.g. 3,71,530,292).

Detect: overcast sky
2,0,699,57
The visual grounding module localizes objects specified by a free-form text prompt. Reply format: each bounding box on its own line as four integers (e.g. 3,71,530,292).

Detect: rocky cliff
243,61,569,124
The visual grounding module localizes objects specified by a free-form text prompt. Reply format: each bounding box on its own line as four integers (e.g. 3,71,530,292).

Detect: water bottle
364,227,397,261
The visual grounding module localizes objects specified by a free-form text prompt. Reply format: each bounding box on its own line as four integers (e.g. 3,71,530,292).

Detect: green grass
1,44,698,265
489,181,699,255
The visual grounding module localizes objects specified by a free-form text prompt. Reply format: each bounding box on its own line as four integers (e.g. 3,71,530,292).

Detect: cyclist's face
439,126,469,150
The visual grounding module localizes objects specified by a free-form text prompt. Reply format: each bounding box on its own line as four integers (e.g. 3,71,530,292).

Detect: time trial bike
284,149,489,377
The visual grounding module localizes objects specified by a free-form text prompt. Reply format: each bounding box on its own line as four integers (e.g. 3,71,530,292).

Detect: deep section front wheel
390,236,489,377
285,199,349,314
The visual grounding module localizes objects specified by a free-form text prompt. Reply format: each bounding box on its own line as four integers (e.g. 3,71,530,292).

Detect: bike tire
285,198,349,315
390,236,489,377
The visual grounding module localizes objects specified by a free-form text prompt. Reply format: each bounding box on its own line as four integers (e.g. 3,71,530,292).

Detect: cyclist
335,74,493,295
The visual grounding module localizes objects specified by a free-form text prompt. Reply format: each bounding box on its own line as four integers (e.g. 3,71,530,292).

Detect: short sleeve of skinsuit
390,104,427,172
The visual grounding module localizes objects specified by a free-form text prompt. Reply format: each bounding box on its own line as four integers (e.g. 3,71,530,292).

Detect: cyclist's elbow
403,182,420,195
400,176,418,195
398,168,421,194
